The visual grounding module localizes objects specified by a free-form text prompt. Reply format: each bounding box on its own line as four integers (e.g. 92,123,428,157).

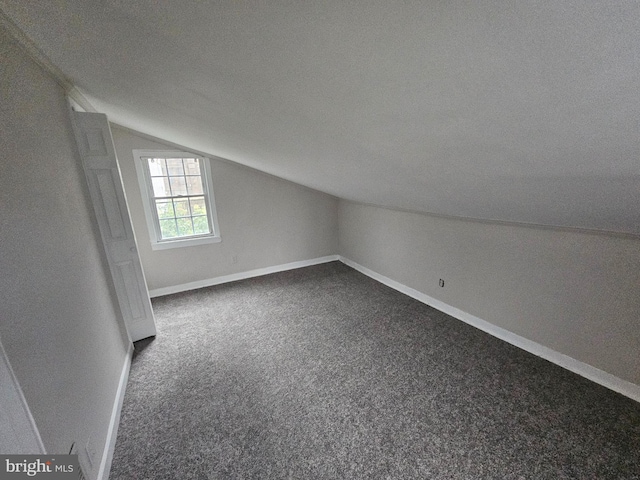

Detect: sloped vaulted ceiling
2,1,639,234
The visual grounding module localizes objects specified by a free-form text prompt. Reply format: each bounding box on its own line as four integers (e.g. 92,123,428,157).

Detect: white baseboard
146,253,640,403
149,255,340,297
339,256,640,404
97,343,133,480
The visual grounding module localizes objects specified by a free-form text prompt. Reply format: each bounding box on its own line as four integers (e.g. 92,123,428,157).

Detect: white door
71,111,157,341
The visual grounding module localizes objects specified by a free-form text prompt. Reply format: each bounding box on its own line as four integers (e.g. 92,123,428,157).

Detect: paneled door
71,111,157,341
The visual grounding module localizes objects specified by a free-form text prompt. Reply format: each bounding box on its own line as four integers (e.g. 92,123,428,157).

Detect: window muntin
145,156,211,239
133,150,221,250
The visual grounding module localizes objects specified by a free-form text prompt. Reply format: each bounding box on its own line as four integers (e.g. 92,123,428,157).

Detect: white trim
149,255,340,297
151,234,221,250
97,343,133,480
132,150,222,249
0,337,46,454
338,256,640,404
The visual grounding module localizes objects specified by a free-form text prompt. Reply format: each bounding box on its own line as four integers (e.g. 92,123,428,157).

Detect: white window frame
133,150,221,250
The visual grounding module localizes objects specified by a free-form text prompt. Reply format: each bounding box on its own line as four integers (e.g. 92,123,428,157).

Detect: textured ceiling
2,1,639,234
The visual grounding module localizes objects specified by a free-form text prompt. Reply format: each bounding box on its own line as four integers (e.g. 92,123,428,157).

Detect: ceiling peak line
0,8,96,112
344,199,640,241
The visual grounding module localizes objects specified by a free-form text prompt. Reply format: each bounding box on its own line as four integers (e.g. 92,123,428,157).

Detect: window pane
189,197,207,216
139,153,219,244
159,219,178,239
184,158,200,175
155,200,175,219
193,215,210,234
170,176,187,196
147,158,167,176
166,158,184,176
173,198,190,217
186,176,203,195
152,177,171,197
176,217,194,236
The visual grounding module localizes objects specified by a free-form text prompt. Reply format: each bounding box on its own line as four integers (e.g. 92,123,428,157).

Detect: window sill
151,235,221,250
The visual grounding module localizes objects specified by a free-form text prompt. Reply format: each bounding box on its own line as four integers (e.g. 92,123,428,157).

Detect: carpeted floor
110,262,640,479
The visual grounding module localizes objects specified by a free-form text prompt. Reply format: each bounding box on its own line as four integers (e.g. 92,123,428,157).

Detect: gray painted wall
111,127,339,291
338,201,640,385
0,26,129,472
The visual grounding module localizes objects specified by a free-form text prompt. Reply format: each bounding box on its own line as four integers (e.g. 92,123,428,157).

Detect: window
133,150,221,250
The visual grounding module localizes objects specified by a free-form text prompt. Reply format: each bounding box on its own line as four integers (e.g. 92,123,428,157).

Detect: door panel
95,170,127,239
71,111,156,341
116,260,145,319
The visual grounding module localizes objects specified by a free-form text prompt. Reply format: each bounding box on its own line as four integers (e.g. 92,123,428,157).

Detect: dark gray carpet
110,262,640,479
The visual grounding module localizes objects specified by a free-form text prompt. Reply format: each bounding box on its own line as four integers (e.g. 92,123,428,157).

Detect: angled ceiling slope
2,1,639,235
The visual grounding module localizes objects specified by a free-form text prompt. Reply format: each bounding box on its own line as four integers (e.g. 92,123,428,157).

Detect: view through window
133,150,221,250
146,156,210,239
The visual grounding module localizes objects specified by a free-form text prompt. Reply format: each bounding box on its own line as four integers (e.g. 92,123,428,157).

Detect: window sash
134,151,221,248
142,157,213,241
